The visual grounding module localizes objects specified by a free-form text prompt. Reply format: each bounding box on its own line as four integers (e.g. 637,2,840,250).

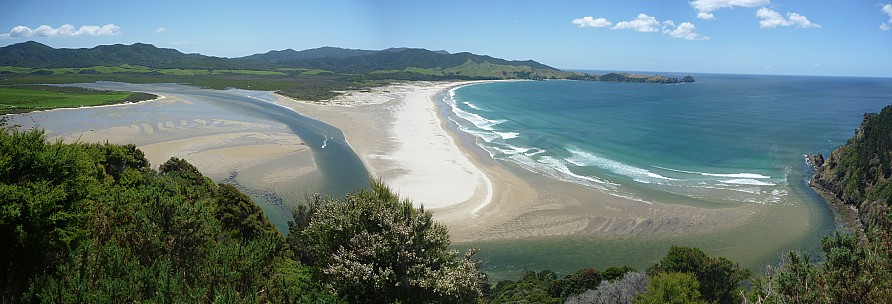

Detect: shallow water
6,82,370,232
446,74,892,280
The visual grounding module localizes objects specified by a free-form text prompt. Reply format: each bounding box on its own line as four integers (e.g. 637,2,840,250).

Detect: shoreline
274,81,497,212
809,180,863,236
6,88,322,232
273,81,759,243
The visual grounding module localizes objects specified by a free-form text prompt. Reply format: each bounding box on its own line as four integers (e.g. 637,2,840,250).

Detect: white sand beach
274,81,760,242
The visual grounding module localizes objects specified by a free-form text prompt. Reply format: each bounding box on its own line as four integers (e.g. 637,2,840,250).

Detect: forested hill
0,41,240,70
0,42,694,83
0,41,556,73
813,104,892,225
236,46,556,73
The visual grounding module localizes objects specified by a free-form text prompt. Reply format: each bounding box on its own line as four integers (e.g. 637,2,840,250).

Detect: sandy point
273,81,759,243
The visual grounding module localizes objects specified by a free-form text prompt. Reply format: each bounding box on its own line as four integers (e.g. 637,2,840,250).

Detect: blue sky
1,0,890,76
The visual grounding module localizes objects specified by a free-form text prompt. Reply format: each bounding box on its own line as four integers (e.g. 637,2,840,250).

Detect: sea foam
565,147,676,183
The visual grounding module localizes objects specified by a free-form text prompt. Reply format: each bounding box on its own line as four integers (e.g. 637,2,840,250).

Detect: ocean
444,74,892,279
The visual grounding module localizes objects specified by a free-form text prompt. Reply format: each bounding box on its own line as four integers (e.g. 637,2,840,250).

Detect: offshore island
2,42,891,303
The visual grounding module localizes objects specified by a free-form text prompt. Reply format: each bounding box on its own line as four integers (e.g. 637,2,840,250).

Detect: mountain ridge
0,41,557,73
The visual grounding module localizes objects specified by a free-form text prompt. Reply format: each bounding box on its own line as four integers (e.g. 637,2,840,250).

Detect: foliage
749,103,892,304
551,268,603,300
814,104,892,217
634,272,705,304
489,270,561,304
287,180,486,303
565,272,649,304
0,128,315,302
648,246,750,304
748,225,892,303
489,266,639,303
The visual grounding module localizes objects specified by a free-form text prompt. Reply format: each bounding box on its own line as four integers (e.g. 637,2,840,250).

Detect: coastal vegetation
0,42,695,103
1,111,891,302
0,85,156,114
813,104,892,223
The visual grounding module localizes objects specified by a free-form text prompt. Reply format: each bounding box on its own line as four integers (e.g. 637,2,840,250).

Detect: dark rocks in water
807,152,825,168
682,76,695,83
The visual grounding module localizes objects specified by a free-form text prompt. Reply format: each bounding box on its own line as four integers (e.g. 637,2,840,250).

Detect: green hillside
813,104,892,224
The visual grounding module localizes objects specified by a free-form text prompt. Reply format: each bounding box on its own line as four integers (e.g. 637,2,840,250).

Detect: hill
0,42,695,101
0,41,557,75
813,104,892,227
0,41,242,70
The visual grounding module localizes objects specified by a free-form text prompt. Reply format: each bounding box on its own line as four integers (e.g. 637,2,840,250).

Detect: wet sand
272,81,763,243
9,90,322,231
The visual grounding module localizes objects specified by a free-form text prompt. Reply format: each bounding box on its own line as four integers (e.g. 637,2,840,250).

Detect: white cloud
0,24,120,39
155,27,169,33
662,21,710,40
690,0,770,20
612,14,661,32
884,4,892,20
756,8,820,28
571,16,612,28
882,23,891,31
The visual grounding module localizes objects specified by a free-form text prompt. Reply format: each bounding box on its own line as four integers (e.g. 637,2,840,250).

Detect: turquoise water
445,74,892,279
448,75,892,207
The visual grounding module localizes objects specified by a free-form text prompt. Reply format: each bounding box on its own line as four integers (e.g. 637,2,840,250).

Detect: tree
289,180,485,303
649,246,749,304
552,268,603,300
489,270,561,304
216,183,279,241
634,272,705,304
566,272,649,304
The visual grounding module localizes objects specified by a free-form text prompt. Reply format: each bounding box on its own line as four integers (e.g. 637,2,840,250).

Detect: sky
1,0,890,77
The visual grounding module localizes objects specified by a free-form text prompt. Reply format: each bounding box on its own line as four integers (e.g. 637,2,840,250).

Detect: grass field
0,85,156,114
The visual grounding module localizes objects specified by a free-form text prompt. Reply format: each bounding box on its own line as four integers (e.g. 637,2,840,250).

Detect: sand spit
273,81,759,242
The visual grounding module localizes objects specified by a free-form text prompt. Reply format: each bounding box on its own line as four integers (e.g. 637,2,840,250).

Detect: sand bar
274,81,764,242
8,88,321,230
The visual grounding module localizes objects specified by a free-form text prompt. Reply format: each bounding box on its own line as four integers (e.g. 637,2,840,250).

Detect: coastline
8,90,322,231
809,179,864,236
274,81,760,243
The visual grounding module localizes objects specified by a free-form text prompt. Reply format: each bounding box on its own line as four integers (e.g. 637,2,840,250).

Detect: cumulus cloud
155,27,169,33
882,4,892,31
611,14,661,32
0,24,121,39
756,8,820,28
572,16,612,28
690,0,770,20
576,13,708,41
662,21,710,40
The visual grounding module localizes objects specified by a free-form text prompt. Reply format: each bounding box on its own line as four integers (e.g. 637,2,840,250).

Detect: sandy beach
15,81,777,246
274,81,759,242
